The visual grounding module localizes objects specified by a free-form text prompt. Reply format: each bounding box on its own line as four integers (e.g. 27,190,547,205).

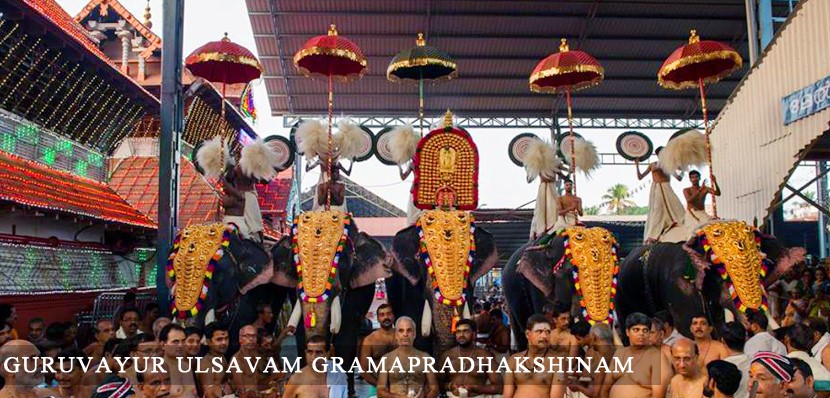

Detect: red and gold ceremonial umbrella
658,30,742,218
185,33,263,117
294,24,367,209
530,38,604,195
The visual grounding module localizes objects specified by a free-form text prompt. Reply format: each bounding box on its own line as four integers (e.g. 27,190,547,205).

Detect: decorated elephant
166,223,277,351
615,220,806,342
388,210,498,355
270,210,392,363
502,226,621,351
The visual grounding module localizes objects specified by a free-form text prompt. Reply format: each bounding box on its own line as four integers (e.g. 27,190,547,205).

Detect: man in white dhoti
683,170,720,232
530,170,561,240
398,163,423,226
308,155,351,213
636,148,687,244
553,178,582,232
222,166,263,243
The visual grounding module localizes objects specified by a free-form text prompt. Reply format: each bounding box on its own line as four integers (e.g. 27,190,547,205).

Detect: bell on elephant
615,219,806,342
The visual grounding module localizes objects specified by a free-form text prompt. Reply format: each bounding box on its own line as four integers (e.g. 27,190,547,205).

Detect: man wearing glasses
231,325,261,398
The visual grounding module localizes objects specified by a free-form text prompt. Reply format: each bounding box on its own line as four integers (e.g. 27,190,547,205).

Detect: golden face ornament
293,210,350,303
417,210,475,306
562,226,619,324
697,220,769,313
167,223,231,319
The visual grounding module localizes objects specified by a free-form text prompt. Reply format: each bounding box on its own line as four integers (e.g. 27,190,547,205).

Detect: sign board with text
782,75,830,125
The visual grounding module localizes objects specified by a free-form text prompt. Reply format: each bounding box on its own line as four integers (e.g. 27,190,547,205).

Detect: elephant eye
574,233,584,241
331,214,340,222
713,229,723,237
209,229,217,236
426,216,436,225
303,214,311,222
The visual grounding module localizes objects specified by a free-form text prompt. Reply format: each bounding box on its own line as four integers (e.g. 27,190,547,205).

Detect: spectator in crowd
85,319,116,365
689,313,729,366
748,351,795,398
808,284,830,319
669,338,708,398
160,324,197,398
720,322,750,398
199,322,231,398
0,305,18,340
139,304,160,336
152,317,170,340
744,310,788,357
112,290,138,329
117,309,142,339
803,317,830,370
486,308,510,362
786,358,817,398
136,362,171,398
52,348,90,398
704,360,742,398
91,375,136,398
0,323,12,348
183,327,203,358
82,337,124,387
44,322,67,350
26,318,45,346
251,303,274,332
657,311,683,346
651,316,672,362
783,324,830,390
813,268,828,296
61,322,78,349
0,340,45,397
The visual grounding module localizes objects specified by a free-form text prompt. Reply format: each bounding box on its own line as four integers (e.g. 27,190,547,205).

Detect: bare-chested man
565,321,615,398
669,339,707,398
554,179,583,230
651,317,673,363
360,304,397,388
377,317,439,398
603,312,672,398
683,170,720,230
504,314,565,398
0,340,53,398
137,362,172,398
82,337,124,388
548,305,579,358
231,325,261,398
636,147,687,243
283,335,330,398
159,323,197,398
486,309,511,362
438,319,502,397
690,314,729,367
84,319,116,365
198,323,231,398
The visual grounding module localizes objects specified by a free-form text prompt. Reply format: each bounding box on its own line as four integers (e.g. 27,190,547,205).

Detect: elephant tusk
766,311,780,331
724,308,735,323
463,303,472,320
330,295,342,335
421,300,432,337
612,326,623,347
287,298,302,334
205,309,216,326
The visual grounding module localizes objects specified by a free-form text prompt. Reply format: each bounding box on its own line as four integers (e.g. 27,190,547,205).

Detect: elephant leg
332,284,375,398
502,263,533,352
432,303,459,356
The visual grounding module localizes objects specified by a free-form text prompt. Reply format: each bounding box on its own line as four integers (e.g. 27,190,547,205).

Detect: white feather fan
296,120,329,160
563,137,600,176
334,120,364,160
522,139,562,181
240,138,280,181
195,136,232,179
658,129,707,174
389,125,420,165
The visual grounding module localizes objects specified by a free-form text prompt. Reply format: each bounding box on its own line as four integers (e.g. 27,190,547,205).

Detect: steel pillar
157,0,185,313
758,0,774,50
819,161,829,257
745,0,760,64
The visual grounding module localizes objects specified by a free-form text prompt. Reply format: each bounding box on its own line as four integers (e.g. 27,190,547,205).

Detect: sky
56,0,819,217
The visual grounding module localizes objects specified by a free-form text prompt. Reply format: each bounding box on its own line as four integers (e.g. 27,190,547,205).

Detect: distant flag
240,82,257,122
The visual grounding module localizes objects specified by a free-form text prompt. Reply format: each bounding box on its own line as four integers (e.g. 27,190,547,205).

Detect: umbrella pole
566,86,576,196
221,82,226,119
419,70,424,137
326,72,333,211
698,77,717,218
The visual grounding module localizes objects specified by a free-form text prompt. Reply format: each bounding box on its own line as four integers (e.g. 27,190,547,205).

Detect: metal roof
246,0,751,121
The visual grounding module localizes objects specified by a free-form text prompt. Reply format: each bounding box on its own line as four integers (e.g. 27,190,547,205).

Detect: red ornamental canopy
530,39,604,93
185,33,263,85
658,30,742,90
294,24,367,81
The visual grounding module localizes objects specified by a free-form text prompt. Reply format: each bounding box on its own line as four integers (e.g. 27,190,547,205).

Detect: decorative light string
33,63,79,122
68,76,109,143
27,59,69,121
1,40,45,107
13,49,60,115
77,86,119,144
45,70,88,128
61,74,102,136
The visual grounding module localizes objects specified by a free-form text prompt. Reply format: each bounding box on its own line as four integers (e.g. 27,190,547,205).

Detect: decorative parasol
658,30,742,218
185,33,263,117
530,38,604,196
294,24,367,210
388,33,458,136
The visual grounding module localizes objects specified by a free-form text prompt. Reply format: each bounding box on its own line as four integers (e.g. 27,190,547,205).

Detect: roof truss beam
282,115,703,130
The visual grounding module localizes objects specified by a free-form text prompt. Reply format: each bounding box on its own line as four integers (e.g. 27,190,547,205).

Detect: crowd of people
0,270,829,398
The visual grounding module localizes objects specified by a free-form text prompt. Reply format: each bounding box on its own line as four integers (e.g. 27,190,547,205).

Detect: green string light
1,133,16,153
15,123,38,144
89,253,102,289
87,152,103,168
56,139,73,156
58,256,72,290
18,248,37,291
74,159,88,176
41,147,56,165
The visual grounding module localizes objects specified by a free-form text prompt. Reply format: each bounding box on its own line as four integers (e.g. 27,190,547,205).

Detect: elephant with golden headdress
615,220,806,343
502,226,622,351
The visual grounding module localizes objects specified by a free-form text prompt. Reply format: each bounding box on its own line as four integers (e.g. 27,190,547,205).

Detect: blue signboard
782,75,830,125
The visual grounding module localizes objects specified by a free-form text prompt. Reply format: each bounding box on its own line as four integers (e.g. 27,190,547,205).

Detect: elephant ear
349,232,393,289
391,226,422,286
516,235,560,298
471,227,499,283
270,236,297,288
682,232,712,290
758,232,806,284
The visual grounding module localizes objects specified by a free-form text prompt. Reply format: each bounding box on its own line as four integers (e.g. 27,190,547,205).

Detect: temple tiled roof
256,168,293,216
108,156,220,228
0,151,156,228
74,0,162,58
22,0,110,63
